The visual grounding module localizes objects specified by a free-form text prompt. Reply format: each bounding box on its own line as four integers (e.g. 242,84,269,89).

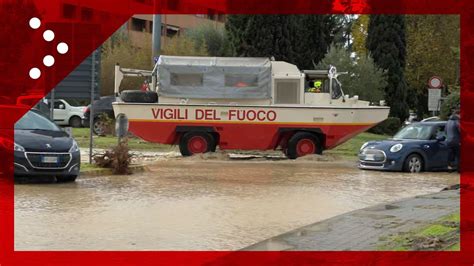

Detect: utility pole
152,14,162,62
49,88,55,120
151,13,161,91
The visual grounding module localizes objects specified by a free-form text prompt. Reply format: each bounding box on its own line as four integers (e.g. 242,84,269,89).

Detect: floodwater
15,157,459,251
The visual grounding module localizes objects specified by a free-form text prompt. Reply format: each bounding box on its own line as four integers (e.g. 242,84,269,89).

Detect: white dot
43,30,55,42
43,55,55,67
29,68,41,79
57,42,69,54
29,17,41,29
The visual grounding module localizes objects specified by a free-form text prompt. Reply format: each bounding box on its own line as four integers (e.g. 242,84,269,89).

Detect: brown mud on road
15,154,459,251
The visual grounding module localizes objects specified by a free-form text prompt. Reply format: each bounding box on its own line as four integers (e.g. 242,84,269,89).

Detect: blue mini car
359,121,451,173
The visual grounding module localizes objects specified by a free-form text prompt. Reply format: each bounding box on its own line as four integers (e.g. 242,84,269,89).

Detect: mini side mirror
59,104,65,109
436,136,446,142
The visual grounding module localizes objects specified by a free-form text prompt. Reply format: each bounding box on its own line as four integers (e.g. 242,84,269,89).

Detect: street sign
428,88,442,111
428,76,443,89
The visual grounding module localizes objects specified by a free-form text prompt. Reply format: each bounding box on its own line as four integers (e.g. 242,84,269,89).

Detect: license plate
42,156,58,164
365,154,375,161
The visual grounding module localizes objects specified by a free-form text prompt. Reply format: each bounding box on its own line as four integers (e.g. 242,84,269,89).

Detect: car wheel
286,132,321,159
179,132,214,156
404,154,424,173
56,175,77,183
93,119,106,136
69,116,82,128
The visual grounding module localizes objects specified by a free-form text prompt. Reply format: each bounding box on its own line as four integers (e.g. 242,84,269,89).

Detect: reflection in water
15,159,459,250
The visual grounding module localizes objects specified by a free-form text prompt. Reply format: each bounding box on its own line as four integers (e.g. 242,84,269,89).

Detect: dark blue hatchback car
14,110,81,182
359,121,450,173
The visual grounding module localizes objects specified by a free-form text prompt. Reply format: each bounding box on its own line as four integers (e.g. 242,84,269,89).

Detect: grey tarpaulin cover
157,56,272,99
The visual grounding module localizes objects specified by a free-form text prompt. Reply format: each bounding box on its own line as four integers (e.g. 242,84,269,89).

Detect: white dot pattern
43,55,55,67
29,68,41,79
29,17,41,29
43,30,55,42
57,42,69,54
28,17,71,79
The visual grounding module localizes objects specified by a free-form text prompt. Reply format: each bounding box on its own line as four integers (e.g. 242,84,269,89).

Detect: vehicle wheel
69,116,82,128
179,132,214,156
286,132,321,159
404,154,424,173
93,119,106,136
121,90,158,103
56,175,77,183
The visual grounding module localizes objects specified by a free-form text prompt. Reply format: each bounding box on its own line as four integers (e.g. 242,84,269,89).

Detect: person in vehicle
307,80,322,93
446,107,461,170
141,80,149,91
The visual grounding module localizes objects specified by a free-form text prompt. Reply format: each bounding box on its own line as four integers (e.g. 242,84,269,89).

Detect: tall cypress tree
367,15,409,122
290,15,335,70
226,15,292,61
226,15,335,70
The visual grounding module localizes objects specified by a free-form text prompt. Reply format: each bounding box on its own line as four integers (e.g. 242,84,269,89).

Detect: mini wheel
179,132,214,156
404,154,424,173
286,132,321,159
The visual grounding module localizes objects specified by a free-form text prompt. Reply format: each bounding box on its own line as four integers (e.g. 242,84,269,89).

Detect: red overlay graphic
0,0,473,265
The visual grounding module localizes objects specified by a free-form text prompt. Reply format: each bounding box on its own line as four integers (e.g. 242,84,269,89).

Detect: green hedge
368,117,401,136
440,91,460,120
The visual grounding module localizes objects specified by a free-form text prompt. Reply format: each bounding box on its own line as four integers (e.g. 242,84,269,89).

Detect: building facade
126,14,226,48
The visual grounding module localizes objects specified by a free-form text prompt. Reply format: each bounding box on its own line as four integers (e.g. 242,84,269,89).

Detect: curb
80,164,148,177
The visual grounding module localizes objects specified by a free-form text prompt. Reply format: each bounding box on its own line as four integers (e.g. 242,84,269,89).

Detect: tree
367,15,409,122
185,24,231,56
439,89,460,120
289,15,337,69
100,35,153,96
405,15,460,117
226,15,292,61
316,45,386,103
161,35,208,56
331,15,357,50
351,15,369,57
226,15,336,69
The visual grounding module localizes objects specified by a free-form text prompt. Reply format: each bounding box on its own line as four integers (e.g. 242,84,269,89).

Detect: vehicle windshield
15,111,61,131
393,124,434,140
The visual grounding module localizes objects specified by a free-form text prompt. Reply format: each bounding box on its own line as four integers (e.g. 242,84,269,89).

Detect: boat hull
112,103,390,150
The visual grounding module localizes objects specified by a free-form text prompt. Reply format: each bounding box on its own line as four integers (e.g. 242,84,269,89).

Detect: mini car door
428,125,450,168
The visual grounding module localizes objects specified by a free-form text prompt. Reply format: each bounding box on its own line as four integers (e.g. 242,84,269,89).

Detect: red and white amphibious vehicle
112,56,389,158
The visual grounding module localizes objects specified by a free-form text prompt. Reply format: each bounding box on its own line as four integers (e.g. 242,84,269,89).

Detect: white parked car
49,99,86,128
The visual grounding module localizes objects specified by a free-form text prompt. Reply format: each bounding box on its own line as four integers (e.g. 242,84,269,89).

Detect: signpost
428,76,442,89
428,88,442,111
427,76,443,115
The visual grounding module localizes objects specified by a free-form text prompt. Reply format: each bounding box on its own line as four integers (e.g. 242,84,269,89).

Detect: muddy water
15,158,459,251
